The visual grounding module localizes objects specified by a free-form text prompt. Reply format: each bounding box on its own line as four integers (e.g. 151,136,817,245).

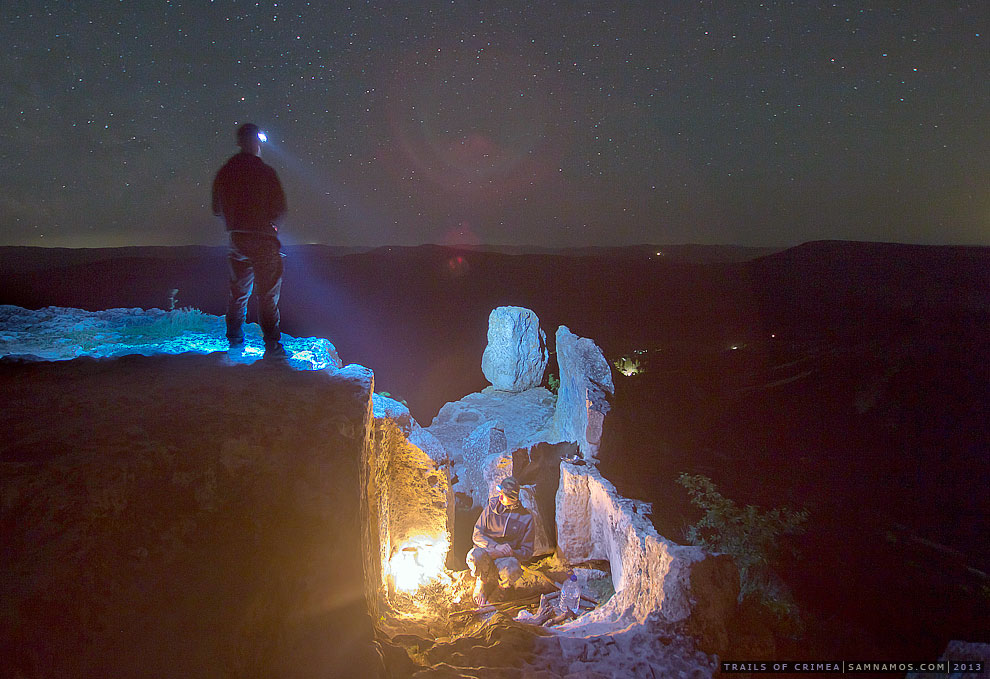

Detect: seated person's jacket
472,495,535,561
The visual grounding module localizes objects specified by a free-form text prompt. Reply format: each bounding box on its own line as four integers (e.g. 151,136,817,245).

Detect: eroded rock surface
555,461,739,655
481,306,549,392
0,352,380,679
428,387,556,509
552,326,614,459
0,304,342,370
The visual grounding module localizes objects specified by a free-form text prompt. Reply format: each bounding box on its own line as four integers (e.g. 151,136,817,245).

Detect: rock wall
365,395,453,608
555,461,739,653
0,353,382,679
427,387,556,508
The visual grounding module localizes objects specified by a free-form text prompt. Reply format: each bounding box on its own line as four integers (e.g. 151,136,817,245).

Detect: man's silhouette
212,123,287,355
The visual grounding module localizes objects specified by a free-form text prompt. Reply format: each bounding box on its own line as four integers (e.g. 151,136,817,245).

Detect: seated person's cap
497,476,520,500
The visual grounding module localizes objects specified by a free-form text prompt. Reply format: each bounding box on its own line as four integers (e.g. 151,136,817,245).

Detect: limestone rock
430,387,556,452
451,420,508,506
372,393,413,435
427,388,556,509
554,461,738,655
552,326,615,458
408,425,447,466
481,448,514,500
369,407,453,605
481,306,549,392
0,304,343,370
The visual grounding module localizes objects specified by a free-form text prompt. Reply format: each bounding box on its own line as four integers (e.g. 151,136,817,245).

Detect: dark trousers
226,233,283,344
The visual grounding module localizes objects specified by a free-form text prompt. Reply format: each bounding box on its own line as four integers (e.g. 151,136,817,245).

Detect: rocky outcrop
481,306,549,392
367,395,454,606
552,326,615,459
555,461,739,655
427,387,556,509
0,304,342,370
0,351,381,678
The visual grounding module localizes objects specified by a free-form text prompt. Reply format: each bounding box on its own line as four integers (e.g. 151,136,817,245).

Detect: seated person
466,476,535,605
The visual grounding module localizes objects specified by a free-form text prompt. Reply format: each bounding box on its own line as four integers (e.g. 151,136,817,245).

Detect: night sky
2,2,987,248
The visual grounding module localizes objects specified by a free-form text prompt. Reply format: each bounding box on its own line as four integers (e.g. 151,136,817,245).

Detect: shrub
677,473,809,632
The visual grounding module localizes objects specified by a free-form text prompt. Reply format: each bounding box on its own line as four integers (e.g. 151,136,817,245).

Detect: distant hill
0,239,987,422
0,242,781,275
361,243,782,262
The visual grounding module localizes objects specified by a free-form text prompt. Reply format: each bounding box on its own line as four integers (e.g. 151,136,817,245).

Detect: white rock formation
481,306,549,392
555,461,738,654
430,386,556,453
454,420,508,506
427,386,557,510
552,326,615,458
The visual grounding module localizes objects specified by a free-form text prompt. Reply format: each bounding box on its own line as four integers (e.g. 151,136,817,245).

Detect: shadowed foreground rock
0,353,381,679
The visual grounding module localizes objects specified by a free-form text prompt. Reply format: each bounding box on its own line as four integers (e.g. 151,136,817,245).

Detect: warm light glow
387,535,449,593
613,354,644,377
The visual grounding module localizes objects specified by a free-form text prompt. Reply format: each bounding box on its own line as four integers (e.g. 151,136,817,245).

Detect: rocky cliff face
0,350,381,678
0,303,741,677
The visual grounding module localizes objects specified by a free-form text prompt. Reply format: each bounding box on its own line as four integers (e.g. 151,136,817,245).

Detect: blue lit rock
480,306,549,392
552,325,615,459
0,305,342,370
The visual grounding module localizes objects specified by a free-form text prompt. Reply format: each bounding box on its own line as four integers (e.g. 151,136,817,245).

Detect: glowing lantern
387,535,449,593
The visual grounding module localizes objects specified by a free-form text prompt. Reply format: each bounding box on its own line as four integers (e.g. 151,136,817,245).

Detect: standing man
212,123,288,356
467,476,535,606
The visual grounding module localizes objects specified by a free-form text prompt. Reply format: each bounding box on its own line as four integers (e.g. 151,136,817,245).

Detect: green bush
677,473,809,632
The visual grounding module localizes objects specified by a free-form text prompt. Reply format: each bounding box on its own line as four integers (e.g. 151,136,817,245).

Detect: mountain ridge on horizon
3,239,988,274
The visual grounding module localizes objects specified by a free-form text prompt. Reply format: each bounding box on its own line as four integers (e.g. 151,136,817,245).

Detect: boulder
481,307,549,392
481,448,514,500
552,326,614,459
429,387,556,453
372,393,413,435
427,388,556,508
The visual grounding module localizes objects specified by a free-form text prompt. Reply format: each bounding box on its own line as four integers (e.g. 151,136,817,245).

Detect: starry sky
2,1,987,248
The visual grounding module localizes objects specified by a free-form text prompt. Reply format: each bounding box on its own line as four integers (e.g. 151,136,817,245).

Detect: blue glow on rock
0,306,342,371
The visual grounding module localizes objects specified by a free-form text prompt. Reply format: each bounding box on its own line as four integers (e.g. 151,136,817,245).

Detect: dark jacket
212,152,287,237
472,495,535,561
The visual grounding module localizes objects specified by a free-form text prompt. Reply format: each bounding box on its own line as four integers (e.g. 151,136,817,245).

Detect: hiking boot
263,341,287,359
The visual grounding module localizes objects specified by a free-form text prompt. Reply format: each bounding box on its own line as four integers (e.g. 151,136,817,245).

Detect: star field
1,1,987,247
